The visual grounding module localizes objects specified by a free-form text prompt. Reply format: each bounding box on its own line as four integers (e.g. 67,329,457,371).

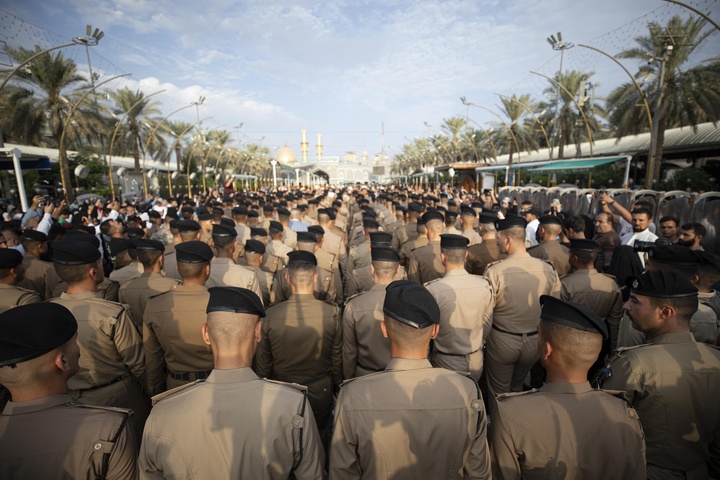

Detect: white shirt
526,218,539,246
621,228,658,267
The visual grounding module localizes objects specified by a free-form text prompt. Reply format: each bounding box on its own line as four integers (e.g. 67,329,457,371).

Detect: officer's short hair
417,223,427,234
53,261,97,284
0,267,13,279
648,295,697,324
136,249,163,268
179,231,199,242
540,320,601,366
213,235,235,249
659,216,678,226
425,219,443,234
572,249,596,266
441,248,465,265
383,315,431,345
498,226,525,244
288,263,315,286
177,261,208,280
681,222,706,238
371,260,397,279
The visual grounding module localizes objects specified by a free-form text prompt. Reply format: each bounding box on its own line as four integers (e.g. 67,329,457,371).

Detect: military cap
75,225,97,235
626,270,698,298
109,238,130,256
436,206,446,212
363,217,380,229
248,210,259,218
332,200,342,207
422,210,444,224
277,207,291,217
383,280,440,329
126,227,145,239
569,238,599,252
460,206,477,217
495,215,527,231
324,208,336,220
395,205,407,212
416,216,427,226
53,237,101,265
206,286,266,317
176,241,214,264
130,238,165,252
440,234,469,249
539,215,563,226
212,223,237,237
471,202,483,209
447,200,457,207
371,246,400,262
232,205,248,215
197,205,210,215
20,230,47,242
250,227,267,237
369,231,393,247
0,303,78,366
220,217,236,227
198,213,214,221
445,211,458,220
181,206,195,215
148,210,162,219
298,205,308,212
263,204,274,213
244,239,266,255
539,295,608,339
268,221,284,233
174,220,201,232
408,202,423,213
647,245,698,267
362,208,377,218
212,207,224,216
479,211,498,224
297,231,318,243
308,225,325,237
0,248,23,269
288,250,317,266
166,207,178,219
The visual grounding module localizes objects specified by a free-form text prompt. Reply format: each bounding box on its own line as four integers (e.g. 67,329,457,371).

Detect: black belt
492,325,538,336
435,348,481,357
80,375,126,391
170,370,212,381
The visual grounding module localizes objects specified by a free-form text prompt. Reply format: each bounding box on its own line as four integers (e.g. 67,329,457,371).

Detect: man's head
286,250,317,292
20,230,48,257
130,238,165,270
422,211,445,241
495,216,527,254
630,208,652,233
381,280,440,355
644,245,698,283
677,222,705,250
658,216,679,241
538,216,562,242
695,251,720,293
568,239,599,270
212,224,238,254
52,235,104,286
0,248,25,284
175,220,202,243
563,216,586,239
176,241,213,282
371,247,400,284
594,212,613,234
244,239,265,267
439,234,468,267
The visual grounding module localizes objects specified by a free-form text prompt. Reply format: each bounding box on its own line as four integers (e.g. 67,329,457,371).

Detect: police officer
490,296,646,479
460,206,482,246
118,239,180,330
0,303,138,479
255,250,342,446
139,287,326,479
347,231,407,297
598,270,720,479
143,241,214,396
466,211,505,275
391,202,421,250
0,248,41,313
425,234,494,379
347,216,380,277
528,215,571,275
408,210,446,284
266,220,293,265
206,223,262,300
243,239,275,306
163,219,201,280
330,280,490,478
17,229,60,300
272,233,337,305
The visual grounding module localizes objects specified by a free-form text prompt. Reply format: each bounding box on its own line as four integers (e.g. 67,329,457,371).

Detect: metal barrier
691,192,720,254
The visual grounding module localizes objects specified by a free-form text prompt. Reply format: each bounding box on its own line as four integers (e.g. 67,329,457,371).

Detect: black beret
569,239,599,252
521,207,541,217
181,206,195,214
53,237,101,265
383,280,439,329
250,227,267,237
447,200,457,207
324,208,336,220
0,248,23,269
395,205,407,212
471,202,483,209
460,206,477,217
148,210,162,219
244,239,266,254
126,227,145,239
220,218,236,227
166,207,178,219
626,270,698,298
445,211,458,220
363,217,380,230
647,245,698,267
263,204,274,212
212,223,237,238
277,207,291,217
332,200,342,207
206,286,265,317
288,250,317,266
369,231,393,247
0,303,78,366
197,205,209,214
308,225,325,237
232,205,248,215
539,215,563,226
416,216,426,226
297,231,318,243
440,234,469,249
20,230,47,242
268,221,284,233
176,241,214,264
212,207,224,215
174,220,201,232
248,210,259,218
198,213,214,221
540,295,608,339
422,211,444,224
362,208,377,218
408,202,423,213
479,211,498,224
495,215,527,231
130,238,165,252
109,238,130,256
371,246,400,262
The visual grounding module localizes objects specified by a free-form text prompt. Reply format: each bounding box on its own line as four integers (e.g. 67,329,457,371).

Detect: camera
633,240,657,253
598,190,605,196
483,189,491,195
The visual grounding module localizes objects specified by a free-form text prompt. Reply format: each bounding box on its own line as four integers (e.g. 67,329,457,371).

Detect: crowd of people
0,183,719,479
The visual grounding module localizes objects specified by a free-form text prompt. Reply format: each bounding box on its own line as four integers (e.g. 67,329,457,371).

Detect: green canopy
527,156,629,172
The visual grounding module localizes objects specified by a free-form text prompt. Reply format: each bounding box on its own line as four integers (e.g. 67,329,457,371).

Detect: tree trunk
651,116,666,188
175,144,182,172
57,127,75,203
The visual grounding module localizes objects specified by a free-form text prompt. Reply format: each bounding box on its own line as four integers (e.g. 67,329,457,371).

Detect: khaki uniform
399,235,428,268
320,227,347,278
330,358,490,479
267,239,293,264
384,218,404,237
391,221,418,250
199,230,212,245
618,303,720,349
466,239,506,275
490,382,646,479
109,261,144,285
560,269,625,350
206,257,262,301
139,369,325,480
0,394,137,480
342,284,391,379
50,291,150,441
162,250,181,280
272,266,336,305
483,253,561,400
462,228,482,246
346,264,407,298
255,294,342,443
407,239,444,284
282,227,297,249
330,224,348,248
446,225,462,236
601,332,720,478
246,264,275,306
528,240,571,275
143,285,213,396
425,269,494,379
118,272,180,330
18,255,59,300
0,283,41,313
316,248,344,304
51,277,121,301
234,223,250,246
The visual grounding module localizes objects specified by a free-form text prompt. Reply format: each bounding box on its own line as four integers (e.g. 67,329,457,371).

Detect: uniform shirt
466,239,506,275
342,284,391,379
118,271,180,330
407,240,444,284
267,239,293,264
206,257,262,302
602,332,720,477
143,285,213,396
282,227,298,248
320,227,347,278
391,221,418,250
330,358,490,479
399,235,428,268
0,283,41,313
139,368,326,480
346,264,406,298
689,302,720,345
162,250,181,280
462,228,482,246
490,382,646,480
425,269,494,377
18,255,59,300
150,223,173,246
52,278,121,302
347,240,371,275
0,394,137,480
272,266,336,305
245,264,274,306
528,240,571,275
108,261,144,285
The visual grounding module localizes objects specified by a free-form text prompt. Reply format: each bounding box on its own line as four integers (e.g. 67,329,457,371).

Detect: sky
1,0,718,161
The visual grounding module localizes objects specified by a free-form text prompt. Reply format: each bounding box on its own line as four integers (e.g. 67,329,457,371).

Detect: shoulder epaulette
612,343,650,357
344,292,365,305
496,389,538,400
72,403,132,415
146,289,173,302
484,259,503,270
151,380,204,405
423,277,442,287
263,378,308,393
15,286,37,294
601,273,619,281
597,388,632,404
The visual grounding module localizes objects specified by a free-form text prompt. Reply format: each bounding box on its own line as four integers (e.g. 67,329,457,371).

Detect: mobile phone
552,199,560,206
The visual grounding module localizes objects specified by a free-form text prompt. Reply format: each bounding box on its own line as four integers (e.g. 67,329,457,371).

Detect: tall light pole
271,159,278,188
166,116,212,198
494,93,551,157
193,96,205,126
546,32,574,159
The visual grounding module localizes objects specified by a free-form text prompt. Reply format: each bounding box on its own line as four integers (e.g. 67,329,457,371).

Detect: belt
79,375,127,392
169,370,212,381
435,348,481,357
492,325,538,336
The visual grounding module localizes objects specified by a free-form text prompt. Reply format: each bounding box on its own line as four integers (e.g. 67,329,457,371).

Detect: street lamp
271,159,278,188
448,167,456,187
546,32,574,159
192,96,206,125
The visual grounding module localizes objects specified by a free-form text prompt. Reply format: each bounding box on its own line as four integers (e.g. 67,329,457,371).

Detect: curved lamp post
271,159,278,188
185,124,226,196
494,93,551,157
165,116,212,198
663,0,720,31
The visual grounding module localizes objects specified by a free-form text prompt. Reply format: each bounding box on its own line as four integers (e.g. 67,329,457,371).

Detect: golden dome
276,144,297,164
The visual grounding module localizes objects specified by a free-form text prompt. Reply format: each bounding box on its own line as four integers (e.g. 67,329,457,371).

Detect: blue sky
1,0,718,160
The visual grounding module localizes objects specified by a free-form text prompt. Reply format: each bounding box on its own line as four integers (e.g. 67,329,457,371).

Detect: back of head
382,280,439,352
206,287,265,358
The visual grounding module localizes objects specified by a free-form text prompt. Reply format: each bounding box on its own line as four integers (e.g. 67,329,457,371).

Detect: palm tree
606,15,720,184
488,94,540,178
106,87,162,171
165,119,195,172
441,116,468,163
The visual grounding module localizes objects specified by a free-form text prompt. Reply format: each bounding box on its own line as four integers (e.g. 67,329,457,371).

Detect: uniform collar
444,269,469,277
507,252,530,259
539,382,593,394
2,394,73,415
207,367,258,384
648,332,695,345
370,283,388,291
176,284,208,292
212,257,233,264
60,290,101,300
385,358,433,371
